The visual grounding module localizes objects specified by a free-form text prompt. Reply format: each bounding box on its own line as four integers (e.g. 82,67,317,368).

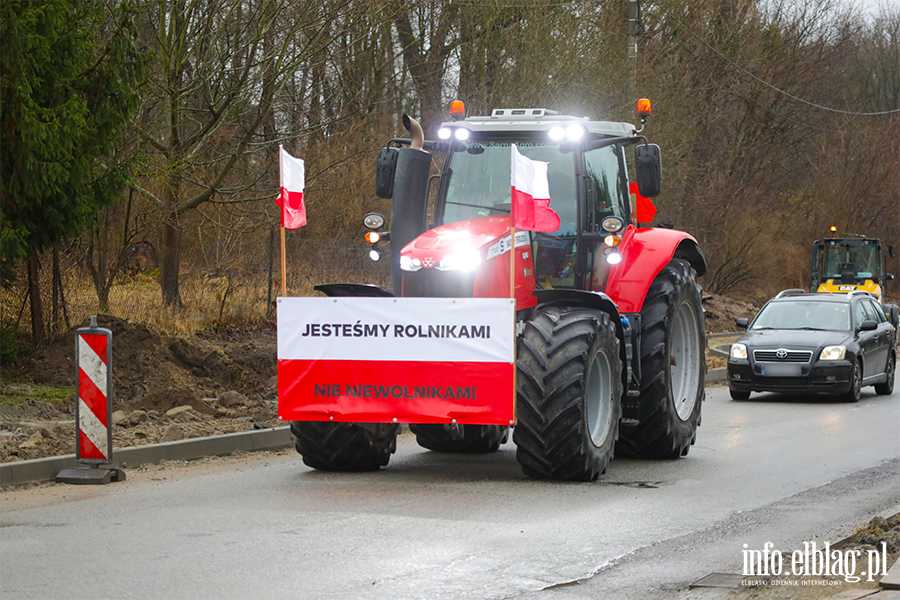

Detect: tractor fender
604,227,706,313
314,283,395,297
532,289,628,391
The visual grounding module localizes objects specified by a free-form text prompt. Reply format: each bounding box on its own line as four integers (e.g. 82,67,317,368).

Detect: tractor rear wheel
409,424,509,453
617,259,705,459
514,306,622,481
290,421,399,471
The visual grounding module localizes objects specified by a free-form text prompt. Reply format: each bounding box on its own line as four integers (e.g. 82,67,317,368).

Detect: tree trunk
26,252,44,346
161,219,182,307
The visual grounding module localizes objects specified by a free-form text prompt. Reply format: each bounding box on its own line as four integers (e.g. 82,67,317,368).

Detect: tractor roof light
450,100,466,121
454,128,470,141
548,125,584,142
438,127,452,140
636,98,651,132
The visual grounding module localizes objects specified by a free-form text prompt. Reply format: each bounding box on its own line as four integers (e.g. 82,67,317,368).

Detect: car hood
738,329,852,349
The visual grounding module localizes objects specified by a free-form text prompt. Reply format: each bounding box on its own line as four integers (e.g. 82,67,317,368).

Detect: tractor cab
373,103,668,308
810,234,896,304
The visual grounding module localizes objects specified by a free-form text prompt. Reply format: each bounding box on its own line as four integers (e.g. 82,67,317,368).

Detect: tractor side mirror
634,144,662,198
889,246,897,259
736,318,749,329
375,147,399,199
884,273,895,281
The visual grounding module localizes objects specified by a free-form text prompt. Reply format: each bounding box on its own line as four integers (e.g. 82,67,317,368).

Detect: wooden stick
280,226,287,298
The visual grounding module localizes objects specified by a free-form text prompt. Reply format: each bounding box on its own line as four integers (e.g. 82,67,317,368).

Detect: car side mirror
859,320,878,331
736,318,749,329
634,144,662,198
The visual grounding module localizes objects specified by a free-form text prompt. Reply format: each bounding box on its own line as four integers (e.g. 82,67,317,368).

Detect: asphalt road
2,379,898,600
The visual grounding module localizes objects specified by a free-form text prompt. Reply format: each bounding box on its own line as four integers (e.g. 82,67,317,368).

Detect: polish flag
277,146,307,229
510,144,560,232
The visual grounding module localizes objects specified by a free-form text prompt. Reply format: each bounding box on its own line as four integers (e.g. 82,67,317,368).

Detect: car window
864,300,885,323
855,302,870,326
752,300,849,331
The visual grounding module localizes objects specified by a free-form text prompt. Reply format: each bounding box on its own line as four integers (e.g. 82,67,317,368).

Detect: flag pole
279,145,287,298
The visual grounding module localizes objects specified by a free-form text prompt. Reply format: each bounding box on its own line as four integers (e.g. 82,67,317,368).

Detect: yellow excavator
810,227,898,325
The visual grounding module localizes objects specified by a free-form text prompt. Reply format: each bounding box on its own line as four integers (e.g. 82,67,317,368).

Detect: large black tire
290,421,399,471
409,424,509,453
514,306,622,481
841,360,862,403
874,352,895,395
883,304,899,328
617,259,706,459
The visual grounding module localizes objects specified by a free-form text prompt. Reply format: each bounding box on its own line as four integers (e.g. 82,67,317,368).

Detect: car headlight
399,255,422,272
820,345,846,360
730,343,748,360
437,249,482,271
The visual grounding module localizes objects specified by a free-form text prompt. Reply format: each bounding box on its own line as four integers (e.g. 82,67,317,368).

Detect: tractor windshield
440,141,577,237
822,242,880,281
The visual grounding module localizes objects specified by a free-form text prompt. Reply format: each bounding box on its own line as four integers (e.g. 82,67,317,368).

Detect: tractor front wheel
617,259,705,459
409,424,509,453
290,421,399,471
514,306,622,481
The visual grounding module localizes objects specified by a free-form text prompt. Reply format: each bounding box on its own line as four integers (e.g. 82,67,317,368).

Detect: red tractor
289,101,707,481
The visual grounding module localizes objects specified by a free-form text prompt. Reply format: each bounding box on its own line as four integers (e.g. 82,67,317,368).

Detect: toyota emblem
776,349,788,359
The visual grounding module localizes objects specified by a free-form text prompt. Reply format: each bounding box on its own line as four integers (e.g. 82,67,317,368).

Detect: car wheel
841,361,861,403
874,353,895,395
729,388,750,401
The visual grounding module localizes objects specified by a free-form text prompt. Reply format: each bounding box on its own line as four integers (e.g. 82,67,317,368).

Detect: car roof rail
846,290,873,299
774,289,807,299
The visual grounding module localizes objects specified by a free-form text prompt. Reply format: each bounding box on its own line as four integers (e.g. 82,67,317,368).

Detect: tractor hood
400,215,512,269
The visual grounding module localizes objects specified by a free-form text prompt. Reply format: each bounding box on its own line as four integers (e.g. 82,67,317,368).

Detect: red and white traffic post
56,316,125,484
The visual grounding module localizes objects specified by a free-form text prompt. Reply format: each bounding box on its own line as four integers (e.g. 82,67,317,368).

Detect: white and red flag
276,146,307,229
510,144,560,232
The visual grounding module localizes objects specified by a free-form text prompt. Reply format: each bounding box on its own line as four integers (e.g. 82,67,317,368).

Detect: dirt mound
702,294,759,333
1,316,278,463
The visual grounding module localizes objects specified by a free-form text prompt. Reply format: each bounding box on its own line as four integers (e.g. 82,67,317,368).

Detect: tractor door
582,143,630,292
810,241,823,291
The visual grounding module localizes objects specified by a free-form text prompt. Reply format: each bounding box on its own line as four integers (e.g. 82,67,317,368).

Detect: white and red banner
510,144,560,232
278,297,515,424
276,146,306,229
77,332,111,462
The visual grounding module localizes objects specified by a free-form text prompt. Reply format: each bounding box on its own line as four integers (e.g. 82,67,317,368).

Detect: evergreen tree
1,0,145,343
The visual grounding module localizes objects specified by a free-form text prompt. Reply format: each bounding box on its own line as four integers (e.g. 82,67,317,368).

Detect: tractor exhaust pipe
389,115,430,295
403,114,424,150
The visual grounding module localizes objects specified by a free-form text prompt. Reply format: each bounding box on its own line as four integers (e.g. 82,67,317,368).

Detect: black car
727,289,896,401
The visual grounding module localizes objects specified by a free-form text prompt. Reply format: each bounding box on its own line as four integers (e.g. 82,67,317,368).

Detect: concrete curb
1,426,292,488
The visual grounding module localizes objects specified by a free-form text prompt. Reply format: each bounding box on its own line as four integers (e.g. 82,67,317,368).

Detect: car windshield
441,140,578,237
752,301,850,331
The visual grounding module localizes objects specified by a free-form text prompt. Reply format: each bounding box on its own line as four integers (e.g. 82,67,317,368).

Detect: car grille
753,350,813,363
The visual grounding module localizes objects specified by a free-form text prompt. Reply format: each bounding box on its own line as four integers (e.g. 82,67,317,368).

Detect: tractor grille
753,349,813,363
402,269,475,298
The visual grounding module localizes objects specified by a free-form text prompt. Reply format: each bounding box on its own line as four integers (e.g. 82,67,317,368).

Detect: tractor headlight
730,343,748,360
605,251,622,265
820,345,846,360
437,249,482,271
369,249,382,261
400,256,422,272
